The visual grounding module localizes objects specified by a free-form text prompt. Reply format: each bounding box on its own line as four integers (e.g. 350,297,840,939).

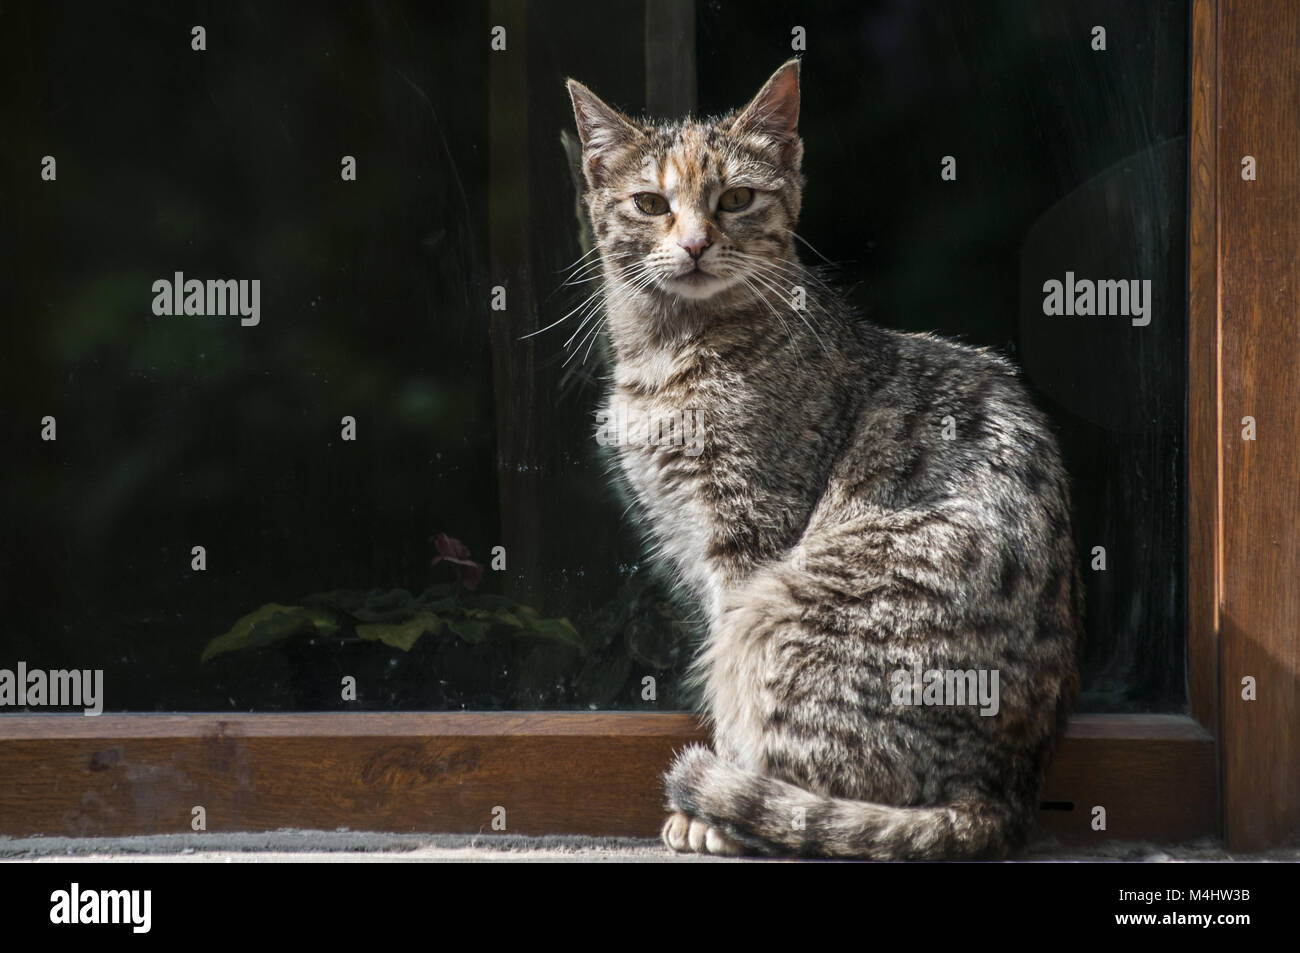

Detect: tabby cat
565,59,1083,859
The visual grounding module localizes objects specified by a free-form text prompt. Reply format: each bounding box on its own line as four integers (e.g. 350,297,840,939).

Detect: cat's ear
566,79,643,187
730,59,802,167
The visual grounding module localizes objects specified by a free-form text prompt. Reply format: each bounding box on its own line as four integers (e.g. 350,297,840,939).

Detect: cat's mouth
665,265,727,299
675,268,714,283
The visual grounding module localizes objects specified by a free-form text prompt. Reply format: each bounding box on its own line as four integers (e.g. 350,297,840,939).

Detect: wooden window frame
1,0,1295,850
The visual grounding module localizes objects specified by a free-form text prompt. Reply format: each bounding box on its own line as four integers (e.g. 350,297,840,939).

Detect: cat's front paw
661,811,744,857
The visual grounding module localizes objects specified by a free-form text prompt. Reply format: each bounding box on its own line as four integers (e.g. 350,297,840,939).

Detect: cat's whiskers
526,253,645,343
730,252,830,354
580,317,608,365
551,258,655,351
563,277,629,349
738,251,835,295
564,269,620,287
524,286,606,341
786,229,838,266
566,307,610,364
564,264,662,365
561,251,638,286
732,251,814,289
728,267,804,366
538,249,631,312
565,313,601,364
563,299,605,349
731,250,829,303
559,245,635,282
558,243,604,274
558,253,638,299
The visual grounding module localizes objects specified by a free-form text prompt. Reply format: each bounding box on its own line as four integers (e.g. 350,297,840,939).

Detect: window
2,0,1296,851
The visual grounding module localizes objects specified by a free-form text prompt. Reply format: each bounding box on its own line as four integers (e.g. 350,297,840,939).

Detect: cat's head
566,60,804,304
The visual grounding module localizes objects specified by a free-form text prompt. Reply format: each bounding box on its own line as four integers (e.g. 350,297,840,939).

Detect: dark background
0,0,1188,712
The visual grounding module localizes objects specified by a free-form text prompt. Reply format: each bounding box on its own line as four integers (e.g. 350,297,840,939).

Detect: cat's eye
718,187,754,212
633,193,670,215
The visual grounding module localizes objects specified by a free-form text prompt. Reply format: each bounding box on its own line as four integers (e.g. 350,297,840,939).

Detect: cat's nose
678,236,711,260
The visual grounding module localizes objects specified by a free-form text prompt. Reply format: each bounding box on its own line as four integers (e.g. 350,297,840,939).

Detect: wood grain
0,712,1213,845
1187,0,1221,750
1217,0,1300,850
1040,716,1216,844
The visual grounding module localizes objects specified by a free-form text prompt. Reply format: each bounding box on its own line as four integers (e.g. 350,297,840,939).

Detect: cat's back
839,324,1073,529
812,323,1082,661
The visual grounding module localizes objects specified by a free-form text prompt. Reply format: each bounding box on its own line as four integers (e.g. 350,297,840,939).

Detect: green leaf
420,596,457,615
493,609,525,629
351,588,419,622
446,619,489,645
366,587,415,610
202,604,338,662
356,610,442,652
464,606,524,629
416,584,455,603
300,605,344,636
353,606,419,624
524,616,584,651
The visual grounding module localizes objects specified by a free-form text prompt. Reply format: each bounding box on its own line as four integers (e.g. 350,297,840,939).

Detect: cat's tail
664,745,1012,860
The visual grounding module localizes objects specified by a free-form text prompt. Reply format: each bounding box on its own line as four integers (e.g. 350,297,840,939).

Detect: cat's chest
604,385,732,615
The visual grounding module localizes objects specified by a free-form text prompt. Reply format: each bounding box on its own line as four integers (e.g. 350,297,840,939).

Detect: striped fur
566,60,1083,860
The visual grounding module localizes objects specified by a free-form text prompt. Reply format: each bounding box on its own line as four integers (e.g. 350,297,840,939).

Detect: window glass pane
0,0,1187,713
